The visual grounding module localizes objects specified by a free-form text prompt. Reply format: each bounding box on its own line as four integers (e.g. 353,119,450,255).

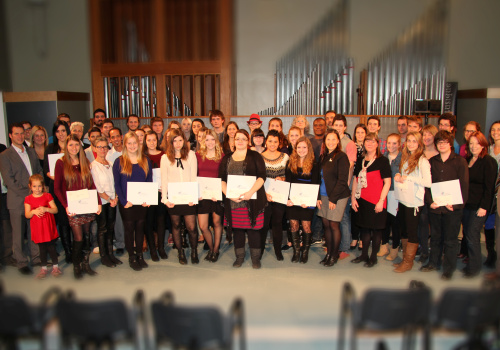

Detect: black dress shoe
19,266,33,275
441,272,453,280
210,252,220,263
281,245,291,251
463,271,479,279
420,264,437,272
116,248,125,255
351,256,367,264
204,251,213,261
364,259,377,268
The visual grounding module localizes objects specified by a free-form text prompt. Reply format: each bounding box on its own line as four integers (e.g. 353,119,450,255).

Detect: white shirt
398,156,432,208
13,145,32,176
91,160,115,205
106,147,122,166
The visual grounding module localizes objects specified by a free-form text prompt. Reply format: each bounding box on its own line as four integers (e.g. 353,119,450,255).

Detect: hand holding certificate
198,177,222,201
226,175,257,200
431,179,463,207
264,178,290,205
67,189,99,215
289,183,319,207
127,182,158,205
167,182,199,205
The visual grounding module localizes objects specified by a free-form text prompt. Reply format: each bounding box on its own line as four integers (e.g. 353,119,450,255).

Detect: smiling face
367,119,380,134
468,136,483,157
30,179,43,196
135,130,145,144
422,131,434,147
127,117,139,131
192,121,203,135
205,134,216,151
55,125,68,143
464,123,478,142
406,135,419,153
125,136,138,154
265,135,280,152
67,139,81,157
9,126,25,148
386,136,400,154
438,119,453,133
95,140,109,159
109,130,122,148
145,134,157,152
102,122,113,137
325,132,339,152
491,123,500,143
173,136,184,151
355,127,366,144
269,120,282,132
33,129,46,146
71,125,83,141
296,140,309,159
234,132,249,151
294,116,307,131
332,120,346,136
364,138,378,154
252,134,264,147
227,124,238,138
313,119,327,137
436,139,451,155
289,129,300,147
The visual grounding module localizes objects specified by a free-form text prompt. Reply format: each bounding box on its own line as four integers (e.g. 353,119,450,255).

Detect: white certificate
387,190,398,216
152,168,161,190
264,178,290,205
289,183,319,207
431,179,463,206
198,177,222,201
67,189,98,215
127,182,158,205
226,175,257,200
394,179,414,204
48,153,64,177
168,182,199,205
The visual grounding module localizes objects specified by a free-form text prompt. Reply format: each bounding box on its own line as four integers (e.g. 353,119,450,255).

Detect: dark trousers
10,209,39,268
398,203,423,244
38,241,58,266
233,229,261,250
383,213,401,247
0,193,12,263
261,202,286,252
417,204,430,255
96,203,116,241
462,208,487,274
428,210,463,275
118,203,147,257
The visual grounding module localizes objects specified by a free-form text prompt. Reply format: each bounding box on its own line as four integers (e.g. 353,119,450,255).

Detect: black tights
38,241,58,266
233,229,261,249
70,222,90,242
262,203,286,255
322,218,341,257
359,228,383,261
123,219,145,257
171,214,197,250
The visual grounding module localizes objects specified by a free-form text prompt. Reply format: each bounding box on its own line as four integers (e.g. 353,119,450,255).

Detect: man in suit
0,123,44,274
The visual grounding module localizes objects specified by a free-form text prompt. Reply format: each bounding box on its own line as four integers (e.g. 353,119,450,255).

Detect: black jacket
319,151,350,204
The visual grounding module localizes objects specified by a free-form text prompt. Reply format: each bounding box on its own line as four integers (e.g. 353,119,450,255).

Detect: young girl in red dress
24,174,60,279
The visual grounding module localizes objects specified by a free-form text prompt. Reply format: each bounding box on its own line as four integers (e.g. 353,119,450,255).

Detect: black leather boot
189,233,199,264
72,241,83,279
82,233,97,276
178,248,187,265
484,229,497,268
300,232,312,264
137,254,148,268
98,232,115,268
107,236,122,265
233,248,245,267
129,255,142,271
60,225,72,264
291,231,301,263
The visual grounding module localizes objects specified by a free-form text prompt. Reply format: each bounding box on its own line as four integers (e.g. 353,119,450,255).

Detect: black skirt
286,205,315,221
167,204,197,216
197,199,224,216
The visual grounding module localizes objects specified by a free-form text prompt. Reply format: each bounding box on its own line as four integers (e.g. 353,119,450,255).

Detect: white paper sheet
67,189,98,215
167,182,199,205
289,183,319,207
152,168,161,190
264,178,291,205
387,190,398,216
431,179,463,206
48,153,64,177
226,175,257,200
127,182,159,205
198,177,222,201
394,179,414,204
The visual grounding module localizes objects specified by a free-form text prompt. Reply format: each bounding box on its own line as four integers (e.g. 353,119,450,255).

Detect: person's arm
46,198,58,215
351,176,359,212
328,154,350,204
25,202,40,219
0,151,28,195
453,157,469,211
189,151,197,182
113,159,127,206
478,157,497,216
375,177,391,213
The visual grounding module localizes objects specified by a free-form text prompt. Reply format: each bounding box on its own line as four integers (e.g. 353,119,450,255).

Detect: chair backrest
435,288,500,333
357,288,432,331
151,303,226,349
0,295,36,337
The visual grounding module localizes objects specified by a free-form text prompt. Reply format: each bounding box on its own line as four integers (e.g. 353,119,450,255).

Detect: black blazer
319,150,351,204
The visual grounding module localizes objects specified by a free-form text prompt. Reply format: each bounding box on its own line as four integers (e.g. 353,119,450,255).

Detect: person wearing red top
54,134,102,279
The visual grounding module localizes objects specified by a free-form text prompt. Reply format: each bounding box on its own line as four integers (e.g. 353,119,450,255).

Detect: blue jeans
462,208,487,274
339,197,352,252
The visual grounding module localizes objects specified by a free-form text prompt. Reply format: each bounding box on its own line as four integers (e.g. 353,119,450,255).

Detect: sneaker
51,266,63,277
311,239,322,245
36,268,48,280
338,252,350,260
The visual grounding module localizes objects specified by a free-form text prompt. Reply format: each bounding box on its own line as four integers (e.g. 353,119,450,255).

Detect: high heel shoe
204,251,213,261
349,240,358,251
320,254,331,265
210,252,220,262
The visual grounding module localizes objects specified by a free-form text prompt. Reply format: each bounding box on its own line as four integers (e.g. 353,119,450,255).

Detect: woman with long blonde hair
113,131,153,271
54,134,102,279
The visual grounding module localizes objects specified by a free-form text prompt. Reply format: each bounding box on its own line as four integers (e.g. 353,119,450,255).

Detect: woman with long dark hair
54,134,102,279
222,121,239,155
268,117,289,153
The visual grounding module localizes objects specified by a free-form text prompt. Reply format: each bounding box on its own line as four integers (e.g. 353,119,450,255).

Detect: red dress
24,193,58,244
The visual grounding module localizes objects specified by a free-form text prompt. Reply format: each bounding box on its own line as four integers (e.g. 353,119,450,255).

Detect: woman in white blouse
161,128,198,265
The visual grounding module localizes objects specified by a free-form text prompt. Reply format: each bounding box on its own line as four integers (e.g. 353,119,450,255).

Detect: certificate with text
431,179,463,206
168,182,199,205
67,189,98,215
127,182,158,205
152,168,161,190
264,178,291,205
394,179,413,204
48,153,64,177
289,183,319,207
226,175,257,200
198,177,222,201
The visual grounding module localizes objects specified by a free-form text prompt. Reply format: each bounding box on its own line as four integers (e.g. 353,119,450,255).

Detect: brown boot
393,239,408,267
377,243,389,257
385,247,399,261
394,242,418,273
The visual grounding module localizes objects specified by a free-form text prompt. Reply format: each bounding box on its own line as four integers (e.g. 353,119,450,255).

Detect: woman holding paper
285,136,320,263
44,120,73,263
161,128,198,265
113,131,153,272
317,130,351,267
91,136,121,268
144,131,168,262
54,134,102,279
260,130,289,261
196,129,224,262
392,132,432,273
219,129,267,269
351,133,392,268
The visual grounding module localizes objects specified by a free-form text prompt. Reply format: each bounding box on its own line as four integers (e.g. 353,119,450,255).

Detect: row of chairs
0,280,245,350
338,280,500,350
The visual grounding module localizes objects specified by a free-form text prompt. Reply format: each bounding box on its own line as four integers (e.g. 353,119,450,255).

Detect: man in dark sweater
421,131,469,280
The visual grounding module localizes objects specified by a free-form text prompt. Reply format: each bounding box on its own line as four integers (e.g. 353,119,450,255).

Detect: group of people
1,109,499,282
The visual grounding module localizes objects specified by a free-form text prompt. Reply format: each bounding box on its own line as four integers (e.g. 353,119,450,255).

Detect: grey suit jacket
0,146,43,210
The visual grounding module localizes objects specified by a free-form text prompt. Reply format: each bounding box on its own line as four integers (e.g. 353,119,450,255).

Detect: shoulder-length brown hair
120,131,150,177
288,136,314,175
466,131,489,159
400,131,424,175
166,128,190,164
30,125,48,149
320,129,341,159
363,132,382,158
62,134,93,188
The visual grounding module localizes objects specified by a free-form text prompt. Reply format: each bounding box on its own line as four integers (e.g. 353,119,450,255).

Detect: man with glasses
21,121,32,147
438,113,460,154
247,114,262,133
421,130,468,280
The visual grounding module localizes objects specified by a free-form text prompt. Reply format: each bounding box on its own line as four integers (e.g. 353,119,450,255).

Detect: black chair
150,291,246,350
0,280,61,350
338,281,432,350
433,287,500,350
55,289,147,350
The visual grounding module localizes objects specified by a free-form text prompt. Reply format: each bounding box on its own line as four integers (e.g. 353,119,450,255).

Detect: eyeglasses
249,122,260,126
436,140,450,145
465,130,476,133
95,146,107,149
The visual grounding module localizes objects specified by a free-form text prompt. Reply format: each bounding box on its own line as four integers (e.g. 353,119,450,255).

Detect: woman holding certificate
161,128,198,265
219,129,267,269
260,130,289,261
392,132,432,273
285,136,320,263
196,129,224,262
351,133,392,268
113,131,153,272
54,134,102,279
317,130,350,267
144,131,168,262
